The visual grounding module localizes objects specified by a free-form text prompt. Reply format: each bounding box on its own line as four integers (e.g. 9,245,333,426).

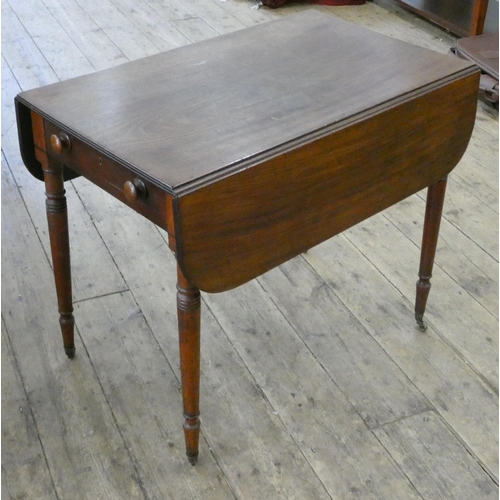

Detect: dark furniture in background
396,0,490,36
262,0,365,7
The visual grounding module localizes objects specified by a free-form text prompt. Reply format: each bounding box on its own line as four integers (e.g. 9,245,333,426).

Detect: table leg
42,158,75,358
177,266,201,465
415,177,447,332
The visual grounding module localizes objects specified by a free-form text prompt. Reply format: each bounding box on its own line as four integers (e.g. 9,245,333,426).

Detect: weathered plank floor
2,0,498,498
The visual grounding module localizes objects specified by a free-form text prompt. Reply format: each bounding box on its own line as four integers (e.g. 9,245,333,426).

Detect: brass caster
64,346,76,359
415,314,427,332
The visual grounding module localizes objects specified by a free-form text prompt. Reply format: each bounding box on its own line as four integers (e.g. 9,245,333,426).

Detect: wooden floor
2,0,498,498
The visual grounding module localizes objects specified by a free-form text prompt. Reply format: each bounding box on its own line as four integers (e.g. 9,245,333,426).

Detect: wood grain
73,291,236,498
374,411,498,499
1,320,57,500
343,209,498,390
3,0,497,497
1,159,145,498
15,11,476,191
177,75,478,292
71,177,337,498
304,233,499,477
257,256,432,429
203,278,422,499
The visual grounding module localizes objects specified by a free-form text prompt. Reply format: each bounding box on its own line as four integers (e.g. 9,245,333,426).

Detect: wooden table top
16,10,479,293
16,10,475,195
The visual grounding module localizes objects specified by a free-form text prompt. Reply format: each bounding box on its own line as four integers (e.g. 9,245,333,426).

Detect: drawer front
43,120,171,232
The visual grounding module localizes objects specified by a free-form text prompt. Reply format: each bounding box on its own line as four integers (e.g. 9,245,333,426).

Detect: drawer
43,120,171,233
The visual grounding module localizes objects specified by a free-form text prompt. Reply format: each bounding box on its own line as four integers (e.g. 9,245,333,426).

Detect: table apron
40,119,173,235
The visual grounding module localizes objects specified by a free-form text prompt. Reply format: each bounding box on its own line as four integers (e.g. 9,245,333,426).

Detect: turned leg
176,266,201,465
415,177,447,332
43,158,75,358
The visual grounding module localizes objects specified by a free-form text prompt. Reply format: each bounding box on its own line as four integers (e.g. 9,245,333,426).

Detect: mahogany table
16,11,479,465
395,0,489,37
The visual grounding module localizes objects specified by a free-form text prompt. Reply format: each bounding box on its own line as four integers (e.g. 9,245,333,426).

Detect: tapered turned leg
176,266,201,465
43,158,75,358
415,177,447,332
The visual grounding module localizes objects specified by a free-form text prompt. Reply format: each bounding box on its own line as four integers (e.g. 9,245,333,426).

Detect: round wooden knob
123,179,147,203
50,132,71,154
